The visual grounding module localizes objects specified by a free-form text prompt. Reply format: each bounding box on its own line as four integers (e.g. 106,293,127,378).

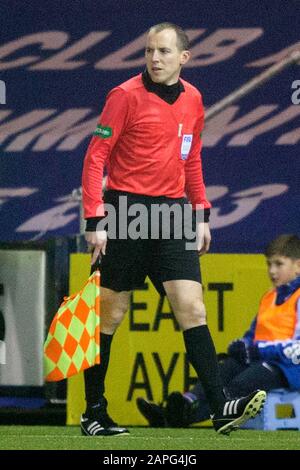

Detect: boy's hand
227,339,260,364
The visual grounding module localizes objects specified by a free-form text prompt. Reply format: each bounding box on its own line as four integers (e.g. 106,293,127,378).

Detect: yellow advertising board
67,253,270,426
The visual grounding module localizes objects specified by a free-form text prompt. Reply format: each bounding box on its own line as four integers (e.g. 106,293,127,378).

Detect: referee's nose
152,49,160,62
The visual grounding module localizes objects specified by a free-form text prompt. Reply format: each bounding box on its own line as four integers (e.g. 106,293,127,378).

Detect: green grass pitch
0,426,299,450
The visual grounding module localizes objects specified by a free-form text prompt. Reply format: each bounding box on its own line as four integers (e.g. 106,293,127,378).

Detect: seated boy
137,234,300,427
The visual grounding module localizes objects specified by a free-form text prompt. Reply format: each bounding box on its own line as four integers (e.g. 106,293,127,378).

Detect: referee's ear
180,50,190,66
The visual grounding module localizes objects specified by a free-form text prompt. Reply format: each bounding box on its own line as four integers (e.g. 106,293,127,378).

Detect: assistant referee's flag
44,270,100,381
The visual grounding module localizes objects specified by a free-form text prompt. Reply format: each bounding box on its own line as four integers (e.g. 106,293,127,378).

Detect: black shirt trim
142,69,184,104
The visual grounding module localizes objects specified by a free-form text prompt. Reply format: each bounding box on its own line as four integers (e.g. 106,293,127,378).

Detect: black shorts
99,190,201,295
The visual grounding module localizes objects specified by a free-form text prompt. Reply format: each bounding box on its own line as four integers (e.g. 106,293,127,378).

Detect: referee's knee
190,300,207,325
101,308,127,333
177,300,207,329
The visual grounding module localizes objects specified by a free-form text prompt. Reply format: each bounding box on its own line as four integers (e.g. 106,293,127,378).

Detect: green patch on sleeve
93,124,113,138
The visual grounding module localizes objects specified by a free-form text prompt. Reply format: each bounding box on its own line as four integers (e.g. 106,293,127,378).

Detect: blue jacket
243,276,300,390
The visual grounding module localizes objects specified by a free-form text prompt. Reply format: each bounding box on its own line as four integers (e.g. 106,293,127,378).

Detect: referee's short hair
148,23,190,51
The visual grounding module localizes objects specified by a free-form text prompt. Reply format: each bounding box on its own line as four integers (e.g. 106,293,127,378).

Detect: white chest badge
181,134,193,160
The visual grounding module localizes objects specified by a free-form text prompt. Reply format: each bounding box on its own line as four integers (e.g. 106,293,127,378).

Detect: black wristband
204,208,210,223
85,217,105,231
192,208,210,223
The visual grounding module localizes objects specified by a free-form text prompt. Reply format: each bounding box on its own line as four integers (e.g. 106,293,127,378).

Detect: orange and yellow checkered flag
44,270,100,381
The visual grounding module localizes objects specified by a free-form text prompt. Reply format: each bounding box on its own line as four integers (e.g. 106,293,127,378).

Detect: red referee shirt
82,73,211,218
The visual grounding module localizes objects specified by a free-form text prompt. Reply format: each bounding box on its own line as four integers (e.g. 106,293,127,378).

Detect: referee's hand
85,230,107,265
197,222,211,255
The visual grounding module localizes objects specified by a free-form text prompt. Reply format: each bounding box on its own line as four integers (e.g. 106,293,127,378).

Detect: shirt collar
142,69,184,100
275,275,300,305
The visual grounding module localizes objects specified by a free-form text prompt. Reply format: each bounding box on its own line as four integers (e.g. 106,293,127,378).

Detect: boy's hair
148,23,190,51
265,234,300,259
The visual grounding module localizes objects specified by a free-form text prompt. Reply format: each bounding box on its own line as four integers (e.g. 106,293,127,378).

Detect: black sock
183,325,225,414
84,332,113,409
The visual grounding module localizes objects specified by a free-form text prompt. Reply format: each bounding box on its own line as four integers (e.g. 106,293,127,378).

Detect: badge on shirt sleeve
93,124,113,138
181,134,193,160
